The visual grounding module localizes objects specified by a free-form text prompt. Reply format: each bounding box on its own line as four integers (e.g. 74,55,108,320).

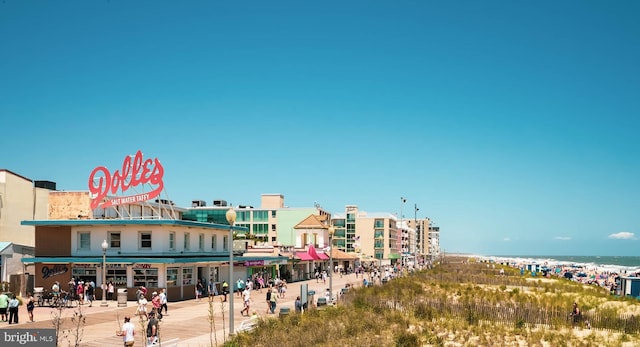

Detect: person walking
265,287,272,314
236,278,245,297
26,292,35,322
0,291,8,322
117,315,136,347
86,282,94,307
8,293,19,324
240,287,251,316
146,311,159,345
570,302,582,328
76,281,85,305
151,291,162,320
196,279,204,301
107,281,115,301
159,288,168,316
222,281,229,302
269,288,278,314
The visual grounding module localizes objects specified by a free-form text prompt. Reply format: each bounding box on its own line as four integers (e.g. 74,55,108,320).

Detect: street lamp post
400,197,406,266
328,226,334,304
100,239,108,307
225,208,237,336
414,204,419,266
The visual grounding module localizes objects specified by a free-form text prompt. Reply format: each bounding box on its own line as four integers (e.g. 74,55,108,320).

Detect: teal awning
21,255,288,264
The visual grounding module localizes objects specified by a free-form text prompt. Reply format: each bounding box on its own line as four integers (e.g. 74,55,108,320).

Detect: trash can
279,306,291,318
317,297,327,307
117,288,128,307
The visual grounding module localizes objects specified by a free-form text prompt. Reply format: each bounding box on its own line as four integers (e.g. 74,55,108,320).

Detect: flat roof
21,219,248,232
21,255,288,264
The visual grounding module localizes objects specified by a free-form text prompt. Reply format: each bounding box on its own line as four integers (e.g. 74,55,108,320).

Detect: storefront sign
244,260,264,267
133,264,152,269
72,264,94,268
107,264,127,268
42,264,68,279
88,150,165,209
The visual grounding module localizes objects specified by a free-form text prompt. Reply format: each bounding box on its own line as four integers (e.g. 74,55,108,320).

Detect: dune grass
225,258,640,347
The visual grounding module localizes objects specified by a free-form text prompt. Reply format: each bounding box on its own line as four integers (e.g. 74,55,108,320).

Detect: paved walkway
0,273,363,346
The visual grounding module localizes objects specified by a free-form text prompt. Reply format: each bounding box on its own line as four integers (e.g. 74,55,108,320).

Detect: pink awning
307,244,321,260
295,252,315,261
317,253,329,260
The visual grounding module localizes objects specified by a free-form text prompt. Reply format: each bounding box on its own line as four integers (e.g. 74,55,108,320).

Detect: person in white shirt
240,288,251,316
159,289,168,316
117,316,136,346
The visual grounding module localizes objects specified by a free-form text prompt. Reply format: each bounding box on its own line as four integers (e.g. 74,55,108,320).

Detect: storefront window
209,267,219,283
182,267,193,285
167,267,179,287
106,266,127,287
133,266,158,288
72,266,97,284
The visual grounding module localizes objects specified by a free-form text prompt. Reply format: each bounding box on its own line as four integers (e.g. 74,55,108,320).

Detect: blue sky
1,1,639,256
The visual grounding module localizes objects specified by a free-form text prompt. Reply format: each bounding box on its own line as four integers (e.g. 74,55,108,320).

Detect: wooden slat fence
343,293,640,334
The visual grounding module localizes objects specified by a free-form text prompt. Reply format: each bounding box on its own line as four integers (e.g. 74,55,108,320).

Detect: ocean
486,255,640,274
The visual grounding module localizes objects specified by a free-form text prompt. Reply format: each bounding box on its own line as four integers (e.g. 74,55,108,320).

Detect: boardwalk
0,274,360,346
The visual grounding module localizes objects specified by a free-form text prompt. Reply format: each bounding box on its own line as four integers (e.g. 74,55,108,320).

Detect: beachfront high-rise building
429,223,441,260
182,194,331,247
331,205,401,266
407,218,437,263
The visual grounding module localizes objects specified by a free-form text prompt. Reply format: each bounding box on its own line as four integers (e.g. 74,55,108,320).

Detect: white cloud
554,236,571,241
503,237,511,241
608,232,636,240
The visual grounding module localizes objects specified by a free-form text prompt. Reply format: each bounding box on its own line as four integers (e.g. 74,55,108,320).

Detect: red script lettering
88,150,164,209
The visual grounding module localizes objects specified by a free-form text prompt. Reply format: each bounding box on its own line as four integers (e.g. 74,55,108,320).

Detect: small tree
208,295,219,347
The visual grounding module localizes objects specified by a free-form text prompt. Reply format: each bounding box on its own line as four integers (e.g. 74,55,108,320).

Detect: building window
169,232,175,250
72,266,96,283
133,267,158,287
109,232,121,248
199,233,205,251
271,224,276,231
253,210,268,222
139,232,152,249
211,235,218,251
106,267,127,287
184,232,190,250
253,223,268,237
223,235,228,251
182,267,193,285
78,232,90,250
167,267,179,287
271,210,276,218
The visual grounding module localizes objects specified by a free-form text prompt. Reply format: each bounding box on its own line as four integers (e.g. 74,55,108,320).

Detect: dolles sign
88,150,164,209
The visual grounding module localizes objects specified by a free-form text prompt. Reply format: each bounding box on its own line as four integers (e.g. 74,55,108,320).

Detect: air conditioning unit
192,200,206,207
